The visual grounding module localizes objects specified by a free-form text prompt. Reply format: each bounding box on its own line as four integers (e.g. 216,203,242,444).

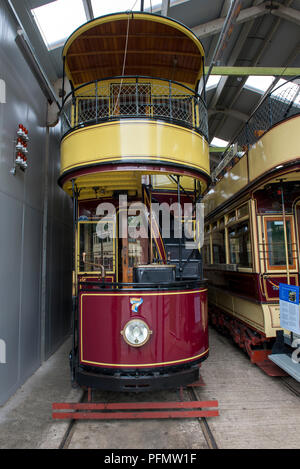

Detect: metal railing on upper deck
60,76,208,141
211,76,300,181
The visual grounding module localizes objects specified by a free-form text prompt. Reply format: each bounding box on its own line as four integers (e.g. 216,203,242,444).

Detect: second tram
203,77,300,380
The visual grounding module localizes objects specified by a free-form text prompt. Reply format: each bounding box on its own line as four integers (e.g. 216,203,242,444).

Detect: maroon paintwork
205,269,298,303
79,288,208,369
59,162,209,189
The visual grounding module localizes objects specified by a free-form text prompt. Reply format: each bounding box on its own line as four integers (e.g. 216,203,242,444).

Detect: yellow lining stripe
80,348,209,367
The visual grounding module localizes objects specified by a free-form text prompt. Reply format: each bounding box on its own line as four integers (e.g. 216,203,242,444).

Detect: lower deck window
212,229,226,264
79,222,114,273
228,221,252,267
266,219,293,266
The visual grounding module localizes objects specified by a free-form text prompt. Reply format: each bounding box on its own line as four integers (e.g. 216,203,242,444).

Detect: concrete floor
0,328,299,449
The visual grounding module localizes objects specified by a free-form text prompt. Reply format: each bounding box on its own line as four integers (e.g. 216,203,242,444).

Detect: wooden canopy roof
63,12,205,89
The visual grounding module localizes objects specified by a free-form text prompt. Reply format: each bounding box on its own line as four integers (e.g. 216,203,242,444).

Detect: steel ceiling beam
192,3,267,39
205,0,242,85
271,4,300,26
205,66,300,76
161,0,170,17
192,2,300,39
207,0,264,109
207,0,296,144
208,108,250,122
82,0,94,21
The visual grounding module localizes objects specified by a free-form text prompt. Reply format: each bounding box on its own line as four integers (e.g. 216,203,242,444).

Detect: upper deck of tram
58,12,210,198
60,12,208,137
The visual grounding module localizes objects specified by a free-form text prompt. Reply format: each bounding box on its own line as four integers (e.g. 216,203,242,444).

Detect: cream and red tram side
203,77,300,380
58,12,210,391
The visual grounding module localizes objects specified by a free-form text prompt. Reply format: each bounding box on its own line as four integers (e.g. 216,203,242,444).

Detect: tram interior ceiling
0,0,299,409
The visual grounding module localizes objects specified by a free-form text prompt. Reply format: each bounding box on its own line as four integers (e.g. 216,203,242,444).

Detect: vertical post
268,94,273,128
169,80,173,120
149,177,153,264
136,78,139,116
193,95,197,130
62,56,66,108
280,182,290,284
177,175,183,280
71,179,78,383
40,126,50,362
95,80,98,123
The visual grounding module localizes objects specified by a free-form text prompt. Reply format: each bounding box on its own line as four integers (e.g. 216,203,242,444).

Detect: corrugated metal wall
0,2,72,405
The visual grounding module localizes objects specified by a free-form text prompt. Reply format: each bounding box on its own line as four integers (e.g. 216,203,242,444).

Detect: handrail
62,75,205,106
78,278,208,291
60,75,208,141
211,76,300,181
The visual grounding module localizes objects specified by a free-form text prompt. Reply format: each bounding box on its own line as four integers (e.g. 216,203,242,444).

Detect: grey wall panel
0,2,73,405
0,191,23,403
43,125,73,359
19,204,42,382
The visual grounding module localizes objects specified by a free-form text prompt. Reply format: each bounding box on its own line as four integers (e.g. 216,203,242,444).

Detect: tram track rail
58,384,218,450
59,389,86,449
280,377,300,399
186,386,219,449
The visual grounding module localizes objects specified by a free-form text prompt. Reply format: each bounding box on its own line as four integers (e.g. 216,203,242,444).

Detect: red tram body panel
79,289,208,368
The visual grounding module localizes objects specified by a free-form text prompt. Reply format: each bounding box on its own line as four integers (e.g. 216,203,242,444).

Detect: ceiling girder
206,66,300,75
82,0,94,21
208,108,250,122
192,2,300,39
207,0,297,144
192,3,267,39
161,0,171,17
271,4,300,26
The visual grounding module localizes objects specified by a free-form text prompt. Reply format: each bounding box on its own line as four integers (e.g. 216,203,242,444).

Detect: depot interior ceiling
9,0,300,170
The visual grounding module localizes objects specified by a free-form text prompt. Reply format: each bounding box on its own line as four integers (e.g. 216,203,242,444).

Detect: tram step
268,354,300,382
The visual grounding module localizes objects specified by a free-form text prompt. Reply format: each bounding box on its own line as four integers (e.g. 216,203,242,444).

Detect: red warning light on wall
15,124,29,171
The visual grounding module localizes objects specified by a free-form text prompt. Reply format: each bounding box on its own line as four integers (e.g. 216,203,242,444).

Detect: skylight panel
143,0,162,11
91,0,142,17
206,75,221,91
32,0,87,50
210,137,229,148
244,75,275,94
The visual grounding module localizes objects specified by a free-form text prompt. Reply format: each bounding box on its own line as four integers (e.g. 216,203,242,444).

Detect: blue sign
279,283,299,304
279,284,300,334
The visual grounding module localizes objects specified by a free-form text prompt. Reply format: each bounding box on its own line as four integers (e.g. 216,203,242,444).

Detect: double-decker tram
59,12,210,391
203,77,300,380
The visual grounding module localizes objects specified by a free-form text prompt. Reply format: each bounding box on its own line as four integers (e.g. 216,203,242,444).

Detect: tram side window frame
78,220,116,275
211,219,226,265
203,223,212,265
262,215,296,271
226,202,253,270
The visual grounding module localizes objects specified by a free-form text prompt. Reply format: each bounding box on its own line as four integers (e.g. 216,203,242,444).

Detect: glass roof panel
91,0,143,17
211,137,229,147
206,75,221,90
244,75,275,93
32,0,87,50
